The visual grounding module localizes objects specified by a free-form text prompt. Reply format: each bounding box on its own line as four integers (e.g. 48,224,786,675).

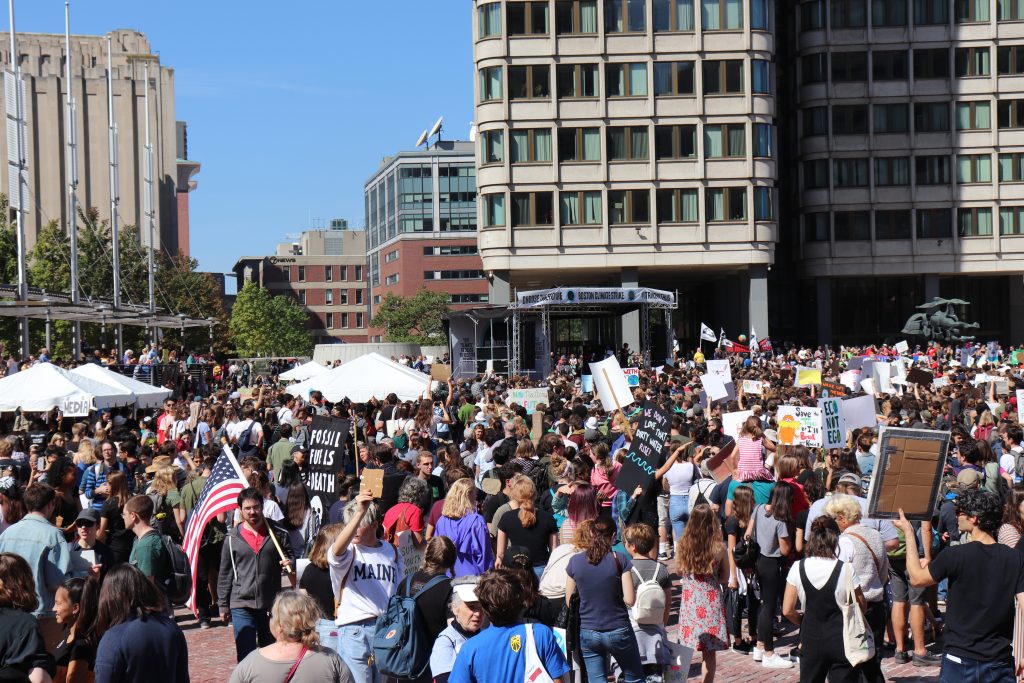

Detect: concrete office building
472,0,778,351
782,0,1024,344
0,29,190,255
233,223,371,345
364,141,488,342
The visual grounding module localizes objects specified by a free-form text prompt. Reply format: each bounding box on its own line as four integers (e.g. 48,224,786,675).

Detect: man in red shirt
156,399,176,446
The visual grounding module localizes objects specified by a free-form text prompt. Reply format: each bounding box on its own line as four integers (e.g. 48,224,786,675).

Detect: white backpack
630,565,666,625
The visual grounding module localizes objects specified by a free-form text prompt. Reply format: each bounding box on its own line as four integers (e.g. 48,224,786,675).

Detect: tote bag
839,561,875,666
524,624,556,683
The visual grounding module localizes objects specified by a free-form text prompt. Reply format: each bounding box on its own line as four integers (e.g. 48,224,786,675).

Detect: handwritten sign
615,401,671,494
818,397,846,449
700,373,728,401
624,367,640,387
707,359,732,382
722,410,752,440
505,388,549,415
742,380,763,395
306,415,350,515
821,380,847,397
61,394,93,418
776,405,823,447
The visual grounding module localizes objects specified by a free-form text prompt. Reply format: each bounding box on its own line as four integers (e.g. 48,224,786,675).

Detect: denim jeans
230,607,273,662
668,494,690,541
580,625,645,683
338,619,379,683
316,618,340,654
939,652,1015,683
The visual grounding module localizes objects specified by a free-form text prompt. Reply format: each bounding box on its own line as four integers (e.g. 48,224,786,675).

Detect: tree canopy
370,287,450,343
228,281,314,357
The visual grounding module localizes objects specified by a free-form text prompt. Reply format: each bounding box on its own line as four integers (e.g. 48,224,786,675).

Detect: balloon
738,334,747,342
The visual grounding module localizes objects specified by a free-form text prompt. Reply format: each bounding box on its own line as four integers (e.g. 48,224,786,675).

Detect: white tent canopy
0,362,136,413
279,360,329,382
71,363,173,410
288,352,430,403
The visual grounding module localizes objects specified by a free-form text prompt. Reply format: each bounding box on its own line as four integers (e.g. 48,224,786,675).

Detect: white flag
700,323,717,343
750,327,758,352
718,328,726,348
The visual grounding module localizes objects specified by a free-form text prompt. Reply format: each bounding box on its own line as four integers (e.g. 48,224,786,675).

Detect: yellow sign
796,368,822,387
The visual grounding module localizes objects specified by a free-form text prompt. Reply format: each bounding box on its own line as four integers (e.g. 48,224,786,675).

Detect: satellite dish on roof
429,116,444,138
415,129,429,147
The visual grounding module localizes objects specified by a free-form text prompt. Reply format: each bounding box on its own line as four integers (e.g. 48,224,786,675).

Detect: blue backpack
372,574,448,679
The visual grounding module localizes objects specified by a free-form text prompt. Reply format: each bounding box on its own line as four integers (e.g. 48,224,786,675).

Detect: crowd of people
0,339,1023,683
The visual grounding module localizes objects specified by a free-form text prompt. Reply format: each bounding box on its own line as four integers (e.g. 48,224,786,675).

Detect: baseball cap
290,444,306,455
956,469,982,489
452,582,478,604
75,509,100,525
584,417,599,430
837,473,862,486
584,428,602,442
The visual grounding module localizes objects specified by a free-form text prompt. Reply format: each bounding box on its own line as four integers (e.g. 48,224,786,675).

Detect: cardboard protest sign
776,405,823,447
995,379,1010,396
700,373,728,401
360,468,384,498
707,359,732,382
396,530,424,574
796,367,822,387
532,411,544,446
589,356,635,411
624,367,640,387
906,367,933,387
430,364,452,381
704,441,737,483
843,394,878,431
307,415,350,518
615,401,672,494
867,428,950,521
742,379,763,395
722,410,752,440
818,397,846,449
505,388,549,414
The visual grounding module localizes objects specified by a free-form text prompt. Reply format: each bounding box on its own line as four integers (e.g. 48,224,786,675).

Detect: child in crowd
623,523,672,683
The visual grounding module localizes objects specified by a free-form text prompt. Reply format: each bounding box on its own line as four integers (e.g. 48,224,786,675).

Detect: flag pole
222,445,293,574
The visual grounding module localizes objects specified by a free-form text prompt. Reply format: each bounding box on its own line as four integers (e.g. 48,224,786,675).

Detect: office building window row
424,245,480,256
450,293,491,304
480,122,773,164
801,100,1006,137
423,270,487,280
800,153,1024,188
799,46,1024,85
804,205,1024,241
799,0,1024,29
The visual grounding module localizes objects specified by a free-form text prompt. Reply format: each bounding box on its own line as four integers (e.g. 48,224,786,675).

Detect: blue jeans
939,652,1015,682
669,494,689,541
231,607,273,662
316,618,340,654
580,625,645,683
338,619,379,683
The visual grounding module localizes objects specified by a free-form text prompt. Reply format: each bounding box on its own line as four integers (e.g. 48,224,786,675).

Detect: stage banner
306,415,350,520
515,287,675,308
615,401,672,494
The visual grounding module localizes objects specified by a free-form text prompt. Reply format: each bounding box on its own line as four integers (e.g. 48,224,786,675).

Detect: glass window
916,155,950,184
998,100,1024,128
653,0,696,30
702,0,744,29
479,67,503,102
560,191,603,225
914,102,950,132
998,46,1024,75
754,187,773,220
508,65,550,99
802,0,826,29
832,105,869,134
606,0,647,31
955,47,991,76
706,187,747,221
704,124,746,157
556,0,599,33
753,123,773,157
914,48,950,79
752,60,772,93
509,129,553,163
481,130,503,164
874,103,909,133
703,60,744,93
479,3,502,37
804,106,829,136
608,126,650,160
875,157,910,185
558,127,601,161
956,0,990,21
834,211,871,240
298,290,306,305
557,63,600,98
833,158,869,187
752,0,771,28
483,194,505,227
606,63,648,96
325,266,333,282
656,189,699,222
507,1,549,35
1000,206,1024,235
957,154,992,183
999,0,1024,19
999,153,1024,181
511,192,554,226
326,312,333,329
608,189,651,224
958,207,993,237
955,101,991,130
872,0,907,24
831,0,867,27
875,210,912,239
804,159,830,188
873,50,909,80
654,61,696,95
914,0,949,22
802,53,828,83
654,125,698,159
832,51,868,82
804,212,830,241
297,266,306,282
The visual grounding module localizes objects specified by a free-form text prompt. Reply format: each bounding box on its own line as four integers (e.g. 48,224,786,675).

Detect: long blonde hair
150,467,177,497
269,590,322,650
676,504,724,576
77,440,96,466
509,474,537,528
441,478,476,519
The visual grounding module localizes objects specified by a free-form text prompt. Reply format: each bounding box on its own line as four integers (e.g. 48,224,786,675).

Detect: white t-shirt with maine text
328,541,405,626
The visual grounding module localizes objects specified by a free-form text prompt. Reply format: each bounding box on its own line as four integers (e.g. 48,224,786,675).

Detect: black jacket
218,521,295,611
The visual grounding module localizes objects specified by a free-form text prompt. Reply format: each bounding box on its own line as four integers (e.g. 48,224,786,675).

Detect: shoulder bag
838,561,875,666
523,624,555,683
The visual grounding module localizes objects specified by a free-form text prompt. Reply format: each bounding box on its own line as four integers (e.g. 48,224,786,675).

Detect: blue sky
14,1,474,284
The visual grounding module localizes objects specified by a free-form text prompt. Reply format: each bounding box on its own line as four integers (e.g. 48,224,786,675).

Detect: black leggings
755,555,786,651
729,579,760,640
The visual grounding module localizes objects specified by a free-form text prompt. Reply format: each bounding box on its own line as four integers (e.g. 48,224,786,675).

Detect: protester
122,495,172,600
298,522,344,649
0,552,55,682
429,576,484,683
95,473,132,565
434,479,492,576
496,476,558,573
745,482,794,669
53,576,100,683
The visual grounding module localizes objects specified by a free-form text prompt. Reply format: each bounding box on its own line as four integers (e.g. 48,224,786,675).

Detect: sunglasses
75,520,95,528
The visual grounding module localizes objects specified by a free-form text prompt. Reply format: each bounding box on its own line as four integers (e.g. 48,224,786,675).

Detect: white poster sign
840,370,862,391
589,356,635,410
61,394,93,418
700,373,729,401
776,405,823,447
706,359,732,382
819,397,846,449
1017,389,1024,412
894,340,909,354
843,394,878,431
722,410,752,439
742,379,763,395
505,388,550,415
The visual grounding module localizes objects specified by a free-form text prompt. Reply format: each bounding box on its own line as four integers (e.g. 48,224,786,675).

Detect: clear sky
13,1,474,284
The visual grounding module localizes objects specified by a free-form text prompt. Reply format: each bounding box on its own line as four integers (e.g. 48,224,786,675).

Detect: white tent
71,363,173,410
0,362,136,413
279,360,328,382
288,352,430,403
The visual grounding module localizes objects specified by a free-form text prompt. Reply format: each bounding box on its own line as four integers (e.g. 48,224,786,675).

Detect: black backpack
236,421,259,456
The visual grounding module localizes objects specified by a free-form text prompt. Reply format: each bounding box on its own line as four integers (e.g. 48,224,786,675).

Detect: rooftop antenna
429,115,444,143
415,129,428,148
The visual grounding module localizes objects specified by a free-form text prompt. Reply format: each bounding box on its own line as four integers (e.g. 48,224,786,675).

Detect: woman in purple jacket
434,479,493,576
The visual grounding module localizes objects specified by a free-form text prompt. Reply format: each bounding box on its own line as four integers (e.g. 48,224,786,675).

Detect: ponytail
509,475,537,529
585,518,616,565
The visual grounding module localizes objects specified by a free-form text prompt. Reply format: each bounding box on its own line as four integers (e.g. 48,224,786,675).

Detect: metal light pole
143,60,156,337
65,0,81,360
7,0,28,358
106,36,122,356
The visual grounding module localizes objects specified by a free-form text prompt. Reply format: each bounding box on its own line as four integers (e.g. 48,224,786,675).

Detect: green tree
371,287,450,343
229,281,313,357
155,253,231,355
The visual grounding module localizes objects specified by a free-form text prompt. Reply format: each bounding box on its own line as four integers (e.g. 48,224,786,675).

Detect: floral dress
677,572,729,652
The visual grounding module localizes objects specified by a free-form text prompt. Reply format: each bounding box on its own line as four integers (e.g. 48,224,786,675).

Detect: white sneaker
752,647,764,662
762,654,794,669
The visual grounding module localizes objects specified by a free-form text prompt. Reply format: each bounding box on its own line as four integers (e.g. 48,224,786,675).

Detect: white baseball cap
452,583,478,604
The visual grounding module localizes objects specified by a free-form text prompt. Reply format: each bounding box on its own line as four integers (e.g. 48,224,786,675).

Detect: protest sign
820,379,847,397
396,530,424,574
995,379,1010,395
860,377,877,396
360,468,384,498
430,364,452,381
624,367,640,387
707,359,732,382
704,441,737,483
589,356,635,411
843,394,878,430
867,428,950,521
873,362,895,394
818,397,846,449
742,379,763,395
906,367,933,386
894,340,909,354
532,411,544,446
847,356,865,371
722,410,752,439
581,375,594,393
615,401,671,494
840,370,862,391
307,415,350,516
796,367,822,387
776,405,823,447
61,394,92,418
505,388,549,414
932,377,949,390
700,373,728,401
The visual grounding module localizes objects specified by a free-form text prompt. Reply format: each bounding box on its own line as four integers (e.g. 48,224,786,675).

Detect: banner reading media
615,401,672,495
306,415,350,521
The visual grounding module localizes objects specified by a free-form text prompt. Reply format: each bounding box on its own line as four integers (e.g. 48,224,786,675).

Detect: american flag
182,445,247,614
